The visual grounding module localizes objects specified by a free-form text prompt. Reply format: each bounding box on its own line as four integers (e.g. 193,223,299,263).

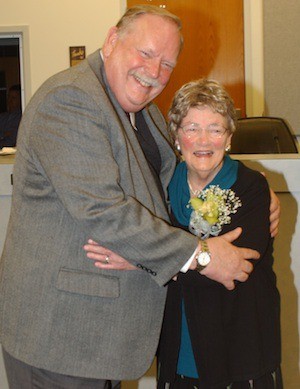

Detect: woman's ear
175,139,181,153
225,133,233,152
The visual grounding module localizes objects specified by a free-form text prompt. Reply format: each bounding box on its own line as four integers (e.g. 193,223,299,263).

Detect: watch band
201,239,209,253
195,239,211,272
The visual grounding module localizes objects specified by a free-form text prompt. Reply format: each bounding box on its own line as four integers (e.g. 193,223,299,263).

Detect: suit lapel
87,50,175,218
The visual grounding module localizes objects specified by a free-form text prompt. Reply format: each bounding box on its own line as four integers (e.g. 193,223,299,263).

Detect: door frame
123,0,264,117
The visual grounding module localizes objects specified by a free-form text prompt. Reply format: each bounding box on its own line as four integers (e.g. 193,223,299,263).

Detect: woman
85,79,282,388
155,79,282,388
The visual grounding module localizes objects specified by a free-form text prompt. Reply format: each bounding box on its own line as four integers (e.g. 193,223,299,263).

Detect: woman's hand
83,239,137,270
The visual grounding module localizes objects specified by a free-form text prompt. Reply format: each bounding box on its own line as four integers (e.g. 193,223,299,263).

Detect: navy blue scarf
168,155,239,227
169,155,239,378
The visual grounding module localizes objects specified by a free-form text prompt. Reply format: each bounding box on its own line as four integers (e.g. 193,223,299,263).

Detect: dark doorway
0,37,21,114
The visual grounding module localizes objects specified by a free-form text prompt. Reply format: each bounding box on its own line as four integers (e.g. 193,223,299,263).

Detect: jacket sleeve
222,163,272,262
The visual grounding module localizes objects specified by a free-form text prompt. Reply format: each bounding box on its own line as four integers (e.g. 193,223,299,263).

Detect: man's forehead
123,13,178,33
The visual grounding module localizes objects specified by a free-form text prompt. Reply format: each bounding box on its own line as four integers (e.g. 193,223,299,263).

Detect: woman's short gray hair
168,78,237,144
116,5,183,49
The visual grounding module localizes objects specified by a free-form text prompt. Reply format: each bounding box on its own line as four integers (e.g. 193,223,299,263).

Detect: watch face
197,252,211,266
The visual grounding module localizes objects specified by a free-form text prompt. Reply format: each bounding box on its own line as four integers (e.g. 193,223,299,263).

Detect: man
0,5,279,388
0,84,22,148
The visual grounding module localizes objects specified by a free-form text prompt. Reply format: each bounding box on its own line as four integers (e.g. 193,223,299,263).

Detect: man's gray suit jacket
0,50,198,380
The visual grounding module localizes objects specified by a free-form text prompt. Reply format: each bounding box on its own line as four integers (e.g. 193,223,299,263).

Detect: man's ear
102,26,119,58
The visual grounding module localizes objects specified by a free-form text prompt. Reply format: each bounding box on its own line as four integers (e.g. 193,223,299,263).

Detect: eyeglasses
179,123,228,139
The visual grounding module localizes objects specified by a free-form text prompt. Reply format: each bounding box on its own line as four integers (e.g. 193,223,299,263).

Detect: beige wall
2,1,299,135
243,0,264,117
0,0,264,116
263,0,300,134
0,0,126,103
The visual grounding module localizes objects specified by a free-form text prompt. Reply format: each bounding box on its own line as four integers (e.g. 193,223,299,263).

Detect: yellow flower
202,200,219,225
188,185,242,238
190,197,219,225
190,197,203,211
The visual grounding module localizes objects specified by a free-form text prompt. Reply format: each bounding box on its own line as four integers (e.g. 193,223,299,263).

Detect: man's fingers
269,188,280,238
270,226,279,239
221,227,242,243
223,280,235,290
86,251,107,261
84,243,110,256
223,270,251,290
235,271,250,283
87,239,103,246
241,259,254,274
269,204,280,222
94,261,116,269
269,207,280,238
84,240,136,271
242,248,260,261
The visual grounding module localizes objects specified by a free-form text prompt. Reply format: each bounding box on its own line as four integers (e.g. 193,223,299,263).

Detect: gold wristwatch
195,240,211,272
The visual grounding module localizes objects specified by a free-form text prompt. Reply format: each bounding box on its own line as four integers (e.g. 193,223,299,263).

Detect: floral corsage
188,185,242,239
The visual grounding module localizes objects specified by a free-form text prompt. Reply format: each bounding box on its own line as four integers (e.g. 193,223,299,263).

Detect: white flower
188,185,242,238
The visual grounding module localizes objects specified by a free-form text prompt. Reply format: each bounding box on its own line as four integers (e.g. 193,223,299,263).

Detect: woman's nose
195,128,210,142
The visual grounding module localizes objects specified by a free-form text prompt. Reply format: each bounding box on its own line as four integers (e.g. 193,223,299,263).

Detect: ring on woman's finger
105,255,110,264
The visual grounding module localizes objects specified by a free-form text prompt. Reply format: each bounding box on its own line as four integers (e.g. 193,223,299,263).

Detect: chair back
230,117,298,154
